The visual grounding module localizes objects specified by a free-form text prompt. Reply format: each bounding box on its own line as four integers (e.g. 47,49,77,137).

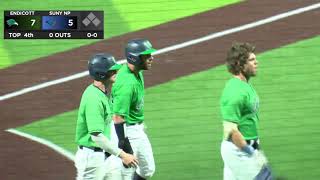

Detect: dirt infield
0,132,74,180
1,0,319,179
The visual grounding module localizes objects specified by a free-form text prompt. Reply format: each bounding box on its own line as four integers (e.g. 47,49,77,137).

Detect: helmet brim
109,63,122,71
140,48,157,55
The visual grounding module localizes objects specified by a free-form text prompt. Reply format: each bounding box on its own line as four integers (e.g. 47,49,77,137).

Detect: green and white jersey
220,77,260,139
112,65,144,124
75,84,112,147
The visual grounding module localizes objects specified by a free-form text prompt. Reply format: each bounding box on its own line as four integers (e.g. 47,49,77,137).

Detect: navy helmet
88,53,122,81
125,38,156,65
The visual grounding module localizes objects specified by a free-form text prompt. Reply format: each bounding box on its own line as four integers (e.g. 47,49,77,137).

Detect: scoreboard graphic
4,10,104,39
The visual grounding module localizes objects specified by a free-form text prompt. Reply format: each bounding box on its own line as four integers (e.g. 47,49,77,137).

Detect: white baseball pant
75,121,123,180
122,123,155,180
221,140,266,180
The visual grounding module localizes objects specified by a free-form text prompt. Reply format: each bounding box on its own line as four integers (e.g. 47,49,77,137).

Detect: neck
128,63,140,76
234,73,249,82
93,80,106,92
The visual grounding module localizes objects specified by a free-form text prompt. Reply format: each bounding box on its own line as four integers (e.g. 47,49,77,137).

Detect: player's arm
113,115,134,168
223,121,254,155
112,82,134,154
90,132,138,167
113,115,125,123
90,132,121,156
113,117,126,141
221,93,254,155
113,115,126,146
85,94,136,165
113,115,126,148
113,116,134,157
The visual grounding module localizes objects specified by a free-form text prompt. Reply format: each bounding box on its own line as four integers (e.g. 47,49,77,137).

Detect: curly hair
226,42,255,75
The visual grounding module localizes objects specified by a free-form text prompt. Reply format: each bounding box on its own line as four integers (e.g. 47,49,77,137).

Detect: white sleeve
91,133,122,157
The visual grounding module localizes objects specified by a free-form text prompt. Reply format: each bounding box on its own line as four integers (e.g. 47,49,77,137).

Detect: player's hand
119,151,139,168
118,137,134,168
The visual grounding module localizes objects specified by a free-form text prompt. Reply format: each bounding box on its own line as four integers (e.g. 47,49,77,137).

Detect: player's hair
226,42,255,75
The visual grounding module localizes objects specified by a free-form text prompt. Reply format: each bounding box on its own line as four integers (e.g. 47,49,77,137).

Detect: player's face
140,54,154,70
243,53,258,77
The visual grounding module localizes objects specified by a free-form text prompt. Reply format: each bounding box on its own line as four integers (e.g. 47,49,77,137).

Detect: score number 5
68,19,73,27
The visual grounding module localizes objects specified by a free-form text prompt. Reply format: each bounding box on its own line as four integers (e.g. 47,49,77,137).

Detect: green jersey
112,65,144,124
75,84,112,147
220,77,260,139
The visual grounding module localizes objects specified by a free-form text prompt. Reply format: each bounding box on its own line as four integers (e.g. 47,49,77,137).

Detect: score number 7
31,19,36,26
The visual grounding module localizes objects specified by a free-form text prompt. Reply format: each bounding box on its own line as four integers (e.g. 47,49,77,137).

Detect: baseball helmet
88,53,122,81
125,38,156,65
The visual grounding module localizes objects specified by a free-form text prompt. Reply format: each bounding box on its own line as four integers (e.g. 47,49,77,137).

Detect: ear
235,61,241,67
238,61,246,68
235,61,245,74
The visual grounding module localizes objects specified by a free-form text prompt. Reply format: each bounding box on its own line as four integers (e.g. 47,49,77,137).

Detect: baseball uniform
220,77,265,180
75,84,122,180
112,65,155,179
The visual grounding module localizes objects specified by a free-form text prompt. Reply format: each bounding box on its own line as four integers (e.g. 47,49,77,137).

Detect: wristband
242,145,255,155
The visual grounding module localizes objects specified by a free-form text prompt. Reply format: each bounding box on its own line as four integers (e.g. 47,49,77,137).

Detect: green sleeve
85,96,105,133
221,94,244,123
112,82,133,117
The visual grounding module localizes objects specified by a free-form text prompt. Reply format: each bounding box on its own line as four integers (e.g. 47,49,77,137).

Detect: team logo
252,97,259,113
6,19,19,27
136,99,144,110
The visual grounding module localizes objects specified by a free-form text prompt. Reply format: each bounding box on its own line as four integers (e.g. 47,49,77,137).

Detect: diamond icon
87,12,96,21
92,18,101,26
82,18,91,26
82,12,101,27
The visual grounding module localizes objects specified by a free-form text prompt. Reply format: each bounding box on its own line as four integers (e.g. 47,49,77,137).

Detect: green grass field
17,36,320,179
0,0,240,69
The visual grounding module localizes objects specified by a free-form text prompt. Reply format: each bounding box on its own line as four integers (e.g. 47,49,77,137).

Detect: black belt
246,139,260,150
79,145,111,158
126,121,143,126
79,145,103,152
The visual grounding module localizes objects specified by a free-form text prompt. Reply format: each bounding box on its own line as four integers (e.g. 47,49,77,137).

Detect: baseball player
112,39,157,180
220,42,273,180
75,53,138,180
